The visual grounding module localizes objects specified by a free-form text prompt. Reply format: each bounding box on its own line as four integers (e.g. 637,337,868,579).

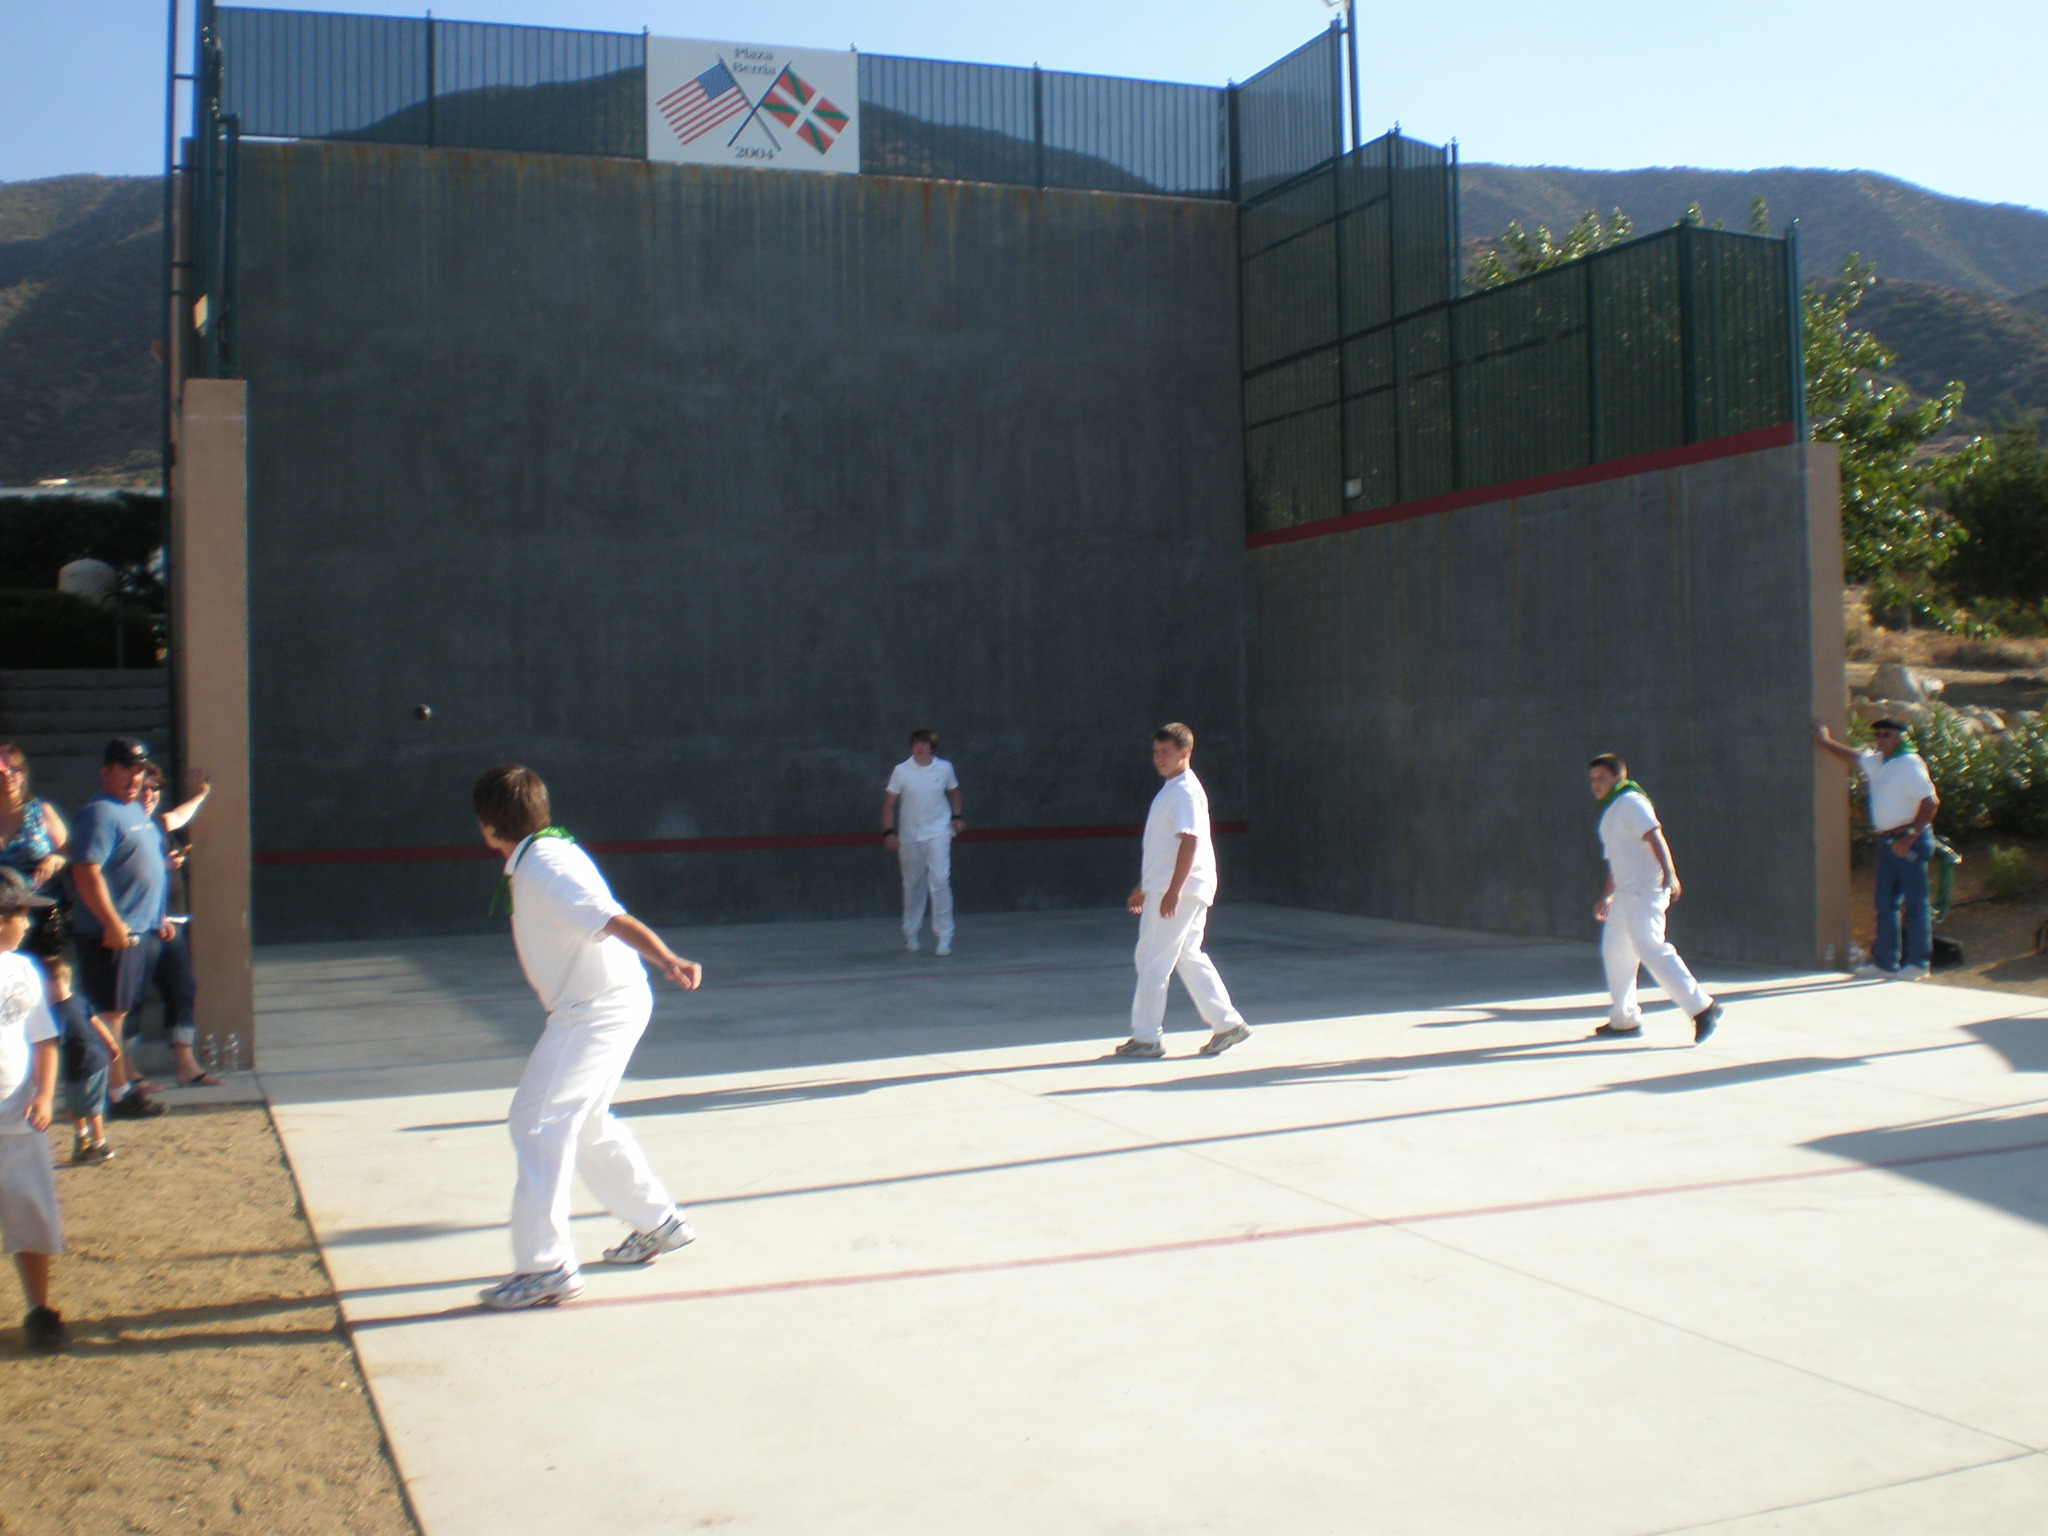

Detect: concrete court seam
936,1041,2048,1458
251,1074,434,1536
1635,1448,2045,1536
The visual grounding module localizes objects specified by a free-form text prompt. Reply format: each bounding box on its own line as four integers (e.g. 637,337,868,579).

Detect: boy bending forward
474,765,703,1310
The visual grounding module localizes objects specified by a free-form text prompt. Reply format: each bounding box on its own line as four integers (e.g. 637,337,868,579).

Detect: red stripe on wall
253,821,1252,869
1244,423,1799,551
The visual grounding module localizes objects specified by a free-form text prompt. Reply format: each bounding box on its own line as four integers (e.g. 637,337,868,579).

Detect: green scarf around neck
489,826,575,915
1883,738,1919,760
1596,778,1645,812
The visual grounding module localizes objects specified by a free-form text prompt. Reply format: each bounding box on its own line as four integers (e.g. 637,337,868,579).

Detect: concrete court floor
253,903,2048,1536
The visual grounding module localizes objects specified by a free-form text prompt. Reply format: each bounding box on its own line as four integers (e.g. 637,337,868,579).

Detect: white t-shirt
0,951,57,1137
1598,790,1667,896
1856,747,1938,833
1142,769,1219,905
886,757,959,842
506,837,649,1016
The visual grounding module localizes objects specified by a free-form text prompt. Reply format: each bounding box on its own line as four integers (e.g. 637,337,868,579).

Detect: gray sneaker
1113,1038,1164,1058
602,1214,697,1266
478,1266,584,1310
1198,1023,1251,1056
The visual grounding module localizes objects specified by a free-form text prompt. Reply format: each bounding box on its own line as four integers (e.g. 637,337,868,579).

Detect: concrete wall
1245,442,1847,969
233,142,1246,941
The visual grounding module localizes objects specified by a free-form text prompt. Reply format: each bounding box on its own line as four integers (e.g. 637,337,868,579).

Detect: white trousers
1130,896,1246,1043
1603,890,1712,1027
899,833,954,944
507,990,678,1274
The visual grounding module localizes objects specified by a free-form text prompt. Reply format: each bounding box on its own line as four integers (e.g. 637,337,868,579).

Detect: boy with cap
68,738,171,1117
1588,754,1723,1043
0,867,67,1350
1114,723,1251,1059
473,764,705,1310
1812,719,1940,979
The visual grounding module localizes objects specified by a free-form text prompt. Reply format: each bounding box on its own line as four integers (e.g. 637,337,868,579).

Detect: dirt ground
1851,834,2048,998
0,1101,418,1536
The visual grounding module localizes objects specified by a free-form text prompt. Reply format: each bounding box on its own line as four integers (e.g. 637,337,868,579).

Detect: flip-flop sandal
176,1071,224,1087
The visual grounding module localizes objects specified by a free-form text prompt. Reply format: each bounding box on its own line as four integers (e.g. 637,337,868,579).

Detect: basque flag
760,65,850,153
657,60,749,147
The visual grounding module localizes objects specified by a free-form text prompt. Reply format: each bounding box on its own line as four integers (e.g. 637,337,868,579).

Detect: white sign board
646,37,860,175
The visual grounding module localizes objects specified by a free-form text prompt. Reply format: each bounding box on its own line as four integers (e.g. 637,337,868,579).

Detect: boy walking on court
0,867,67,1350
1588,754,1723,1043
1115,724,1250,1059
49,956,118,1164
883,729,964,955
473,765,705,1310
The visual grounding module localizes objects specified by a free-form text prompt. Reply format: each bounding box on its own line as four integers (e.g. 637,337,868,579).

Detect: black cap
0,867,55,912
103,737,150,767
1870,718,1909,734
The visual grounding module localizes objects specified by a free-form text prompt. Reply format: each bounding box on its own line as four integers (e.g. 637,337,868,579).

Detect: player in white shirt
1114,724,1250,1059
1813,718,1940,979
0,867,66,1351
1587,754,1722,1044
471,766,705,1311
883,729,964,956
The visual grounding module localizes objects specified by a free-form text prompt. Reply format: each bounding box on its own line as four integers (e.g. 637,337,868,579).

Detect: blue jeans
1872,829,1933,971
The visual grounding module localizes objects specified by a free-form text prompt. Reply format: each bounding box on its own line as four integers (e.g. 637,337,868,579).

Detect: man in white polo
883,729,963,956
1114,722,1250,1059
1814,718,1940,979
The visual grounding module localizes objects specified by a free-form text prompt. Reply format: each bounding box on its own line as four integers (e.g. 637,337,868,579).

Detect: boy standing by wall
473,765,705,1311
49,956,117,1164
0,867,66,1350
883,729,964,956
1115,724,1250,1059
1588,754,1723,1043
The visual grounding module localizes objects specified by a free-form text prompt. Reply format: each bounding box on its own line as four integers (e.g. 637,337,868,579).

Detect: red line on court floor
1244,424,1798,550
344,1132,2048,1333
256,821,1250,869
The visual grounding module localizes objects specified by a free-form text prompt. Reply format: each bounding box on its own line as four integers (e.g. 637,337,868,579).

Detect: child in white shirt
0,866,65,1350
471,766,705,1310
883,728,964,955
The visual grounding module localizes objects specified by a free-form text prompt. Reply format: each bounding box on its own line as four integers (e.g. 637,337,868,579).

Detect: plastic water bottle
225,1034,242,1074
202,1035,220,1073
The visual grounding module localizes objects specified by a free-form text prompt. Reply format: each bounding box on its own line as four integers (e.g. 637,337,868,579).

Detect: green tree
1804,254,1979,580
1942,422,2048,603
1470,208,1633,289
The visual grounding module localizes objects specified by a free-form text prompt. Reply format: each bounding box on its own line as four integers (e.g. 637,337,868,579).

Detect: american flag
657,60,748,147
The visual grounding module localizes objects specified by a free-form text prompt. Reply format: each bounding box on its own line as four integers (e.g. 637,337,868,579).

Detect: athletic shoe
602,1214,697,1266
1851,963,1895,980
109,1090,166,1120
477,1267,584,1310
1692,1001,1723,1043
934,942,952,957
23,1306,67,1352
1199,1023,1251,1056
1896,965,1931,981
1592,1023,1643,1038
71,1138,114,1165
904,939,920,953
1112,1038,1165,1058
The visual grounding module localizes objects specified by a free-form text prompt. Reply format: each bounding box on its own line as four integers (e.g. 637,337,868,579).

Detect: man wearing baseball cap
68,740,168,1117
1814,718,1940,979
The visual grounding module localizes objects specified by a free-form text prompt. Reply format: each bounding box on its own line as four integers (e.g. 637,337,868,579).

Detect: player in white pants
1588,754,1723,1044
472,765,705,1310
1116,723,1250,1059
883,729,963,955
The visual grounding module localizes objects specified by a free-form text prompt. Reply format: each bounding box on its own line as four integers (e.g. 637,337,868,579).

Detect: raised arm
1811,721,1860,768
163,770,212,832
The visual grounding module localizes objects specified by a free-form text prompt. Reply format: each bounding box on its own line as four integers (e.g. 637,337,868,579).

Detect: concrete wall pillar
1805,443,1853,966
172,379,255,1061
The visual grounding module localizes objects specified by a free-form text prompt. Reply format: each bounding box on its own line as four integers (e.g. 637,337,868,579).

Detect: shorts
73,933,160,1017
64,1066,109,1122
0,1134,62,1255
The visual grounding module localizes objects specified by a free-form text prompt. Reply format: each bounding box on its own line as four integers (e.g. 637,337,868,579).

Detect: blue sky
7,0,2045,213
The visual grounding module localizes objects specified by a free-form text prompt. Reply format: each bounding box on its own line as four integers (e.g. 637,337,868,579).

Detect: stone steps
0,669,173,816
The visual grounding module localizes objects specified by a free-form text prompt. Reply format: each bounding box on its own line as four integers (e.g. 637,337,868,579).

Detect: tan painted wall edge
1805,442,1852,968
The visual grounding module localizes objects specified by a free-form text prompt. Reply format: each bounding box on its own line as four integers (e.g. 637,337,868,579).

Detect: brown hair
472,764,552,840
0,742,26,812
1153,723,1195,753
908,728,938,749
1588,753,1627,777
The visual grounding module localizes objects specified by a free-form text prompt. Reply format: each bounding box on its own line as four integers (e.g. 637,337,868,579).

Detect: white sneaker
602,1215,697,1265
934,942,952,957
478,1266,584,1310
904,938,920,953
1896,965,1931,981
1851,963,1893,979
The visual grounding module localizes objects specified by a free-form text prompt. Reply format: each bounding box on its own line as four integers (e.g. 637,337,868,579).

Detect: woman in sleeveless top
0,742,71,953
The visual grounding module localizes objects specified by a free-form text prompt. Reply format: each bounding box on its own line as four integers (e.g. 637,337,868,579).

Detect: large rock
1869,662,1943,702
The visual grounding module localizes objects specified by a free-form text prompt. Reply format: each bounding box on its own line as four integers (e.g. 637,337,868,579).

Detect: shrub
1983,845,2040,902
2001,717,2048,838
1914,707,2006,836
